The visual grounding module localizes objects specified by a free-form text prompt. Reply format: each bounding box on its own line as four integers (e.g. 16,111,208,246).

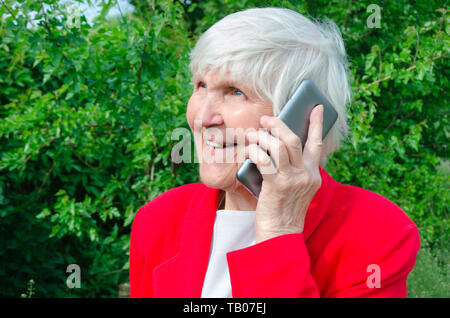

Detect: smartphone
236,79,338,198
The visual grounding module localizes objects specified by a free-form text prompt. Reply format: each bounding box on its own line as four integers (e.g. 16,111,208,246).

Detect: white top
201,209,256,298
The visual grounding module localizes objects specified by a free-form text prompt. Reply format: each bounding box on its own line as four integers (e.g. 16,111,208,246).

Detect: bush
407,245,449,298
0,0,448,297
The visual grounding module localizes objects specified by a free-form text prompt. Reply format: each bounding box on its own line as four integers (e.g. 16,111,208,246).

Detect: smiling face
186,69,273,195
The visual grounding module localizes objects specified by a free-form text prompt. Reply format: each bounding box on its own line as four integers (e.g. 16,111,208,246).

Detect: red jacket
129,166,420,298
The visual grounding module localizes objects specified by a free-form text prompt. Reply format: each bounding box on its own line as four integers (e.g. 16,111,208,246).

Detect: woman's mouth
202,139,244,163
205,140,238,149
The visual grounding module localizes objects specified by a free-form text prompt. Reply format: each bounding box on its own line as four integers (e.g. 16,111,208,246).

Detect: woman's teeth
206,140,236,149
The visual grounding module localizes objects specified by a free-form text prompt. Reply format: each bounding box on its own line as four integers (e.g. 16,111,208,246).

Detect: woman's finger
246,129,290,171
260,116,303,169
245,144,277,176
303,104,324,171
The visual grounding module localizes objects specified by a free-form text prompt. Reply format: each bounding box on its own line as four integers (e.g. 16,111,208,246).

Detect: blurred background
0,0,448,297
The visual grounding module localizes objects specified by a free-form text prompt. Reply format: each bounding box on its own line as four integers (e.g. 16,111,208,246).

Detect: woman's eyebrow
193,77,244,88
222,80,243,88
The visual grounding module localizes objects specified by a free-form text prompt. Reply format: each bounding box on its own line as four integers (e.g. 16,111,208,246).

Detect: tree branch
365,54,447,88
1,0,16,20
35,160,57,202
412,27,420,65
136,42,148,99
342,0,353,29
385,97,404,130
19,137,56,170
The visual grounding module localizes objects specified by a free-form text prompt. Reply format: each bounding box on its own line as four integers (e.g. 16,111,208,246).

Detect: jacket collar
152,166,337,297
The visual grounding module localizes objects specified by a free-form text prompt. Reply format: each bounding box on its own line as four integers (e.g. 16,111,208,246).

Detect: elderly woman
129,7,420,298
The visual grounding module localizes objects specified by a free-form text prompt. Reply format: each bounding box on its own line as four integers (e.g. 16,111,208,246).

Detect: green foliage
407,244,449,297
20,279,36,298
0,0,448,297
0,0,197,297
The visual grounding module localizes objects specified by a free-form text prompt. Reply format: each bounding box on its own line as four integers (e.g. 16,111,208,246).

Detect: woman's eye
231,88,245,97
198,81,207,89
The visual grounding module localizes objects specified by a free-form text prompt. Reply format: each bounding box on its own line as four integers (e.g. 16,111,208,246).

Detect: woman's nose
197,94,224,127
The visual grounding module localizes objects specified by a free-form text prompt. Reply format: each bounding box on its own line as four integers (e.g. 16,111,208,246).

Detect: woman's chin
199,162,239,190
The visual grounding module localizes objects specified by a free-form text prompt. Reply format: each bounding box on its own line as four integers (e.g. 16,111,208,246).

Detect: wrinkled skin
187,69,324,243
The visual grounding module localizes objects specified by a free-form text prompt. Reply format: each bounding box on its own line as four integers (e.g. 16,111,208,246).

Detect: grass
407,245,449,297
407,158,450,298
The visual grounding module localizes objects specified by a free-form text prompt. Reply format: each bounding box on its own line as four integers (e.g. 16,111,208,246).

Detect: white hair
189,7,351,165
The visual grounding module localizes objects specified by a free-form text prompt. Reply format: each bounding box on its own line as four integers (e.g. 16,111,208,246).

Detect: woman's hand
245,105,324,244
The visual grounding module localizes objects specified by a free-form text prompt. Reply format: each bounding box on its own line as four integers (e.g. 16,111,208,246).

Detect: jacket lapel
152,184,220,297
152,166,336,297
